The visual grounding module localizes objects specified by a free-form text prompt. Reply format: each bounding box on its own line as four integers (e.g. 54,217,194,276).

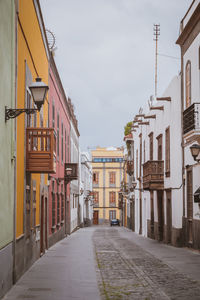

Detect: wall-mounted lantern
190,143,200,162
5,77,48,121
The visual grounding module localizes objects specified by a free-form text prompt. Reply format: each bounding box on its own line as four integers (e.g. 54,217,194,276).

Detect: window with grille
185,61,191,109
61,184,64,221
187,169,193,219
57,112,59,160
52,180,56,227
93,191,99,206
52,102,55,128
61,122,64,163
67,133,70,162
109,172,116,185
109,210,116,220
32,183,36,228
57,182,60,225
165,127,170,177
65,129,66,163
149,132,153,160
157,134,163,161
93,172,99,185
109,191,116,206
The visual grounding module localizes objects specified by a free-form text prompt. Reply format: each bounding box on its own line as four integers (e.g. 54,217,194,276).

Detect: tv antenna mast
153,24,160,97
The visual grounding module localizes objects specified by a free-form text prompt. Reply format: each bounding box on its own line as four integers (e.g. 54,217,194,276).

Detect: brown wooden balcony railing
26,128,56,173
143,160,164,190
126,160,134,176
183,103,200,134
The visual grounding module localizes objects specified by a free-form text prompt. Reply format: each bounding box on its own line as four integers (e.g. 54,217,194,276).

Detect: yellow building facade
92,147,124,224
15,0,49,280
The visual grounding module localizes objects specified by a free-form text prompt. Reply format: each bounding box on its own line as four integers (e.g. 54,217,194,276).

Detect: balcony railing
183,103,200,135
143,160,164,190
126,160,134,176
26,128,56,173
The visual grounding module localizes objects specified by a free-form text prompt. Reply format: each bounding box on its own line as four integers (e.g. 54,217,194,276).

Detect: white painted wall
132,74,182,236
70,120,79,232
183,27,200,222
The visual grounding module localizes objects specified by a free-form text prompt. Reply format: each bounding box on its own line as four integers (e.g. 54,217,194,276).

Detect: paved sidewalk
3,227,101,300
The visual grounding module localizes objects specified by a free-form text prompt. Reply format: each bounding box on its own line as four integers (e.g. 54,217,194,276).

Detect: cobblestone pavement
93,227,200,300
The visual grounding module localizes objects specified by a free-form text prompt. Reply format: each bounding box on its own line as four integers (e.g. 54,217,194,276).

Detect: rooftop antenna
153,24,160,97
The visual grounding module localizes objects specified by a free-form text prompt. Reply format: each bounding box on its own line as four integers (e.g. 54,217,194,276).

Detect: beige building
92,147,124,224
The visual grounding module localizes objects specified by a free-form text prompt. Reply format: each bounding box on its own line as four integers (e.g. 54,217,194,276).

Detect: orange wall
16,0,48,237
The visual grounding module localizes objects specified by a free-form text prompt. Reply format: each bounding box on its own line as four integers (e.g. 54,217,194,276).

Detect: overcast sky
40,0,192,151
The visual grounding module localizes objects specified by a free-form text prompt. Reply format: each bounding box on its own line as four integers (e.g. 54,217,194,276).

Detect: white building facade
131,75,183,246
176,0,200,249
69,111,80,233
80,152,93,226
125,1,200,250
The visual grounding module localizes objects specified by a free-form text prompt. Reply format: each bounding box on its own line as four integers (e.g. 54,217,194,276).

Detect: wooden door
150,191,154,237
166,190,172,243
93,210,99,225
157,191,164,241
187,170,193,245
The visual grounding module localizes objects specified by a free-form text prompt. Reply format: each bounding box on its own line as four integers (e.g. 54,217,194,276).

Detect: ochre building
92,147,123,224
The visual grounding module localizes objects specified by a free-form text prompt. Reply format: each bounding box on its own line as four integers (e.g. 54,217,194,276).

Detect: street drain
28,288,52,291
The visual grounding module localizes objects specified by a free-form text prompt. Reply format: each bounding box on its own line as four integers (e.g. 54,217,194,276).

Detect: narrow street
3,226,200,300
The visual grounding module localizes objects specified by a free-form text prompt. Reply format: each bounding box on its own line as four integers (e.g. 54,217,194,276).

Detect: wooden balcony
64,163,78,182
26,128,56,174
143,160,164,190
126,160,134,176
183,103,200,143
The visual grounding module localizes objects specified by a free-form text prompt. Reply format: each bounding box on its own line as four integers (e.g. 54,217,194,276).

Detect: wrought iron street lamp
190,143,200,162
5,77,48,121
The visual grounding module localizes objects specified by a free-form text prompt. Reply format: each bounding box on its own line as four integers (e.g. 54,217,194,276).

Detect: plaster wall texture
16,0,49,237
0,0,15,250
182,27,200,222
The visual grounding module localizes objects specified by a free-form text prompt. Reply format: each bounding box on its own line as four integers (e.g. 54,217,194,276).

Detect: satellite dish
46,29,56,51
